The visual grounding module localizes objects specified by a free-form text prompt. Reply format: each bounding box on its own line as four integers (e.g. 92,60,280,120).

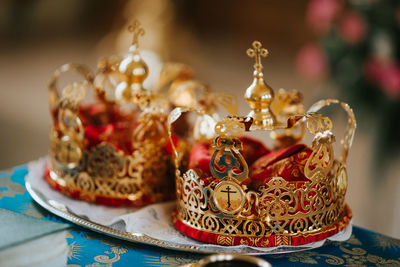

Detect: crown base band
44,166,175,207
173,205,352,247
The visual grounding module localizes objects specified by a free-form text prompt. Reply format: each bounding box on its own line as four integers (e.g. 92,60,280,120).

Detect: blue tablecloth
1,165,400,266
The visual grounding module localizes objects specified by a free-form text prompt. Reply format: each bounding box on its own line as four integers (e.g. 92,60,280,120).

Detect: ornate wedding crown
46,21,195,206
169,41,356,247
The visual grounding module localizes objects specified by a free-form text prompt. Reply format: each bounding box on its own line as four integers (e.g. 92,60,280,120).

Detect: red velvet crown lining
178,136,352,247
188,136,312,190
46,103,179,206
53,103,177,156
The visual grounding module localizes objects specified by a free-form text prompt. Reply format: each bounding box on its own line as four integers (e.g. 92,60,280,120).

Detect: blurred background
0,0,399,238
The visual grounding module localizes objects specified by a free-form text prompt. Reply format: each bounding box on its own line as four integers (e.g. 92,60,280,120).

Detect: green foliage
320,1,400,178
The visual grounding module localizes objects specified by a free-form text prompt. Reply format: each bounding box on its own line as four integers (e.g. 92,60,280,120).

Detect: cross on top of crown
128,20,145,47
246,41,269,73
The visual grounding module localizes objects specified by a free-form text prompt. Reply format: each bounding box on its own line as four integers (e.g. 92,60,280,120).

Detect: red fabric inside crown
53,103,178,155
188,136,270,177
250,143,313,185
180,137,351,247
78,104,137,153
188,136,313,189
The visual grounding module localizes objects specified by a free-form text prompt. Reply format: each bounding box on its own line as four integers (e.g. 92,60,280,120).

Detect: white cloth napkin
26,158,352,253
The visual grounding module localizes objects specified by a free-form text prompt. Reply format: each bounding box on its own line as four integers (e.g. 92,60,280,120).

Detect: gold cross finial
246,41,269,73
128,20,145,47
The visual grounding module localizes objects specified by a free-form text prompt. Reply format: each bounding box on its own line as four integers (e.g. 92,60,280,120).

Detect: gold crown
169,41,356,247
46,20,199,207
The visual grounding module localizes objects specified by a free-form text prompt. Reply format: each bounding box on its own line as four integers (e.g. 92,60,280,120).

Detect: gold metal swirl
304,141,334,180
209,136,248,183
55,81,90,169
214,117,245,137
48,63,94,110
176,166,350,238
307,99,356,164
48,138,176,204
305,113,333,134
58,109,84,141
61,83,87,105
270,89,306,148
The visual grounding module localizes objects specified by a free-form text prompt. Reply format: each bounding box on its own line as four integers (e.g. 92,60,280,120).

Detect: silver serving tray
26,181,316,255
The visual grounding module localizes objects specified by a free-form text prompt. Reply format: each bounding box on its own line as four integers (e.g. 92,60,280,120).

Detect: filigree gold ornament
48,63,93,110
132,110,168,155
55,82,89,168
94,56,125,103
210,118,248,183
270,89,306,148
166,80,239,144
46,19,199,206
58,108,84,141
170,40,357,247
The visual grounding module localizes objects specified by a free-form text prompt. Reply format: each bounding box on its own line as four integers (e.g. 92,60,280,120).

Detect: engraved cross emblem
221,185,237,208
246,41,269,72
214,181,244,214
59,137,81,167
128,20,145,47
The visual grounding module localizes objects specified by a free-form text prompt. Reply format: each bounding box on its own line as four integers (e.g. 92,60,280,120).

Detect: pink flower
338,12,367,44
295,43,328,81
381,66,400,98
364,58,400,98
306,0,342,34
364,58,384,84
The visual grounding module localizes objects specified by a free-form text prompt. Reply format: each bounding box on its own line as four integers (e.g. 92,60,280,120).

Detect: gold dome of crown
119,49,149,84
244,41,277,130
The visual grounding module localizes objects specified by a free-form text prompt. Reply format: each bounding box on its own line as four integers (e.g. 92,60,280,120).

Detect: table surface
1,165,400,267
